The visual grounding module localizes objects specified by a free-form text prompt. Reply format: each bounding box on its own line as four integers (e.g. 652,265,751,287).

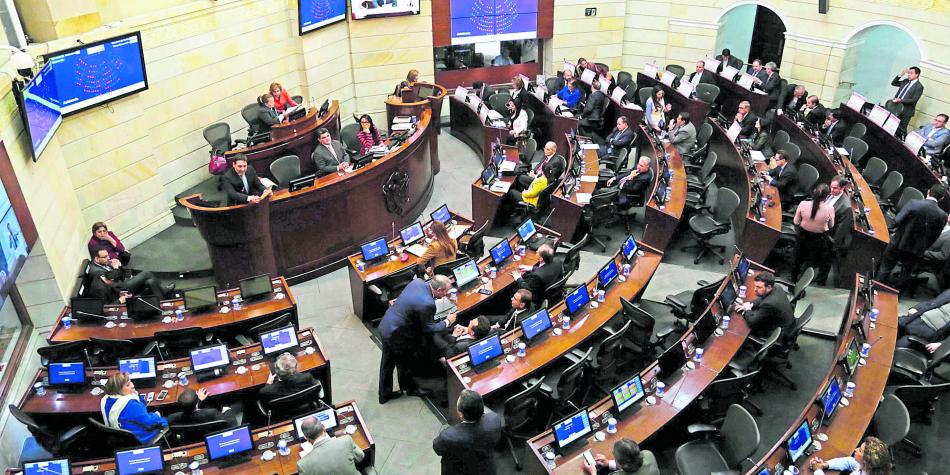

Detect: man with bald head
688,60,715,86
605,156,654,206
518,141,565,188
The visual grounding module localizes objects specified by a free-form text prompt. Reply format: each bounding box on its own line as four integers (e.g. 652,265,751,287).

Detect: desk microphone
73,310,110,321
538,207,556,228
134,297,163,312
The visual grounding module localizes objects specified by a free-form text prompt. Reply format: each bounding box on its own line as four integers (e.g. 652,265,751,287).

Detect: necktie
241,174,249,194
327,144,338,162
898,82,910,100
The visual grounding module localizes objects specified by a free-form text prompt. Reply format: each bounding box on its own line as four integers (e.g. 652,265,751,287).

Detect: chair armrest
665,295,687,309
655,325,675,341
904,335,930,351
686,423,719,436
58,425,86,444
696,280,709,286
367,285,382,296
233,139,248,145
773,278,794,291
141,341,159,357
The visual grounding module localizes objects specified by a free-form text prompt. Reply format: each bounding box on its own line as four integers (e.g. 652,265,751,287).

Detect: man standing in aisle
891,66,924,137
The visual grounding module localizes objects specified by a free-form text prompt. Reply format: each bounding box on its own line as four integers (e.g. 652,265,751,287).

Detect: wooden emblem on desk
383,170,410,215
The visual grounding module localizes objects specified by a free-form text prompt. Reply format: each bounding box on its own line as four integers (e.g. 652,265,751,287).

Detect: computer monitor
490,239,514,266
736,255,751,280
551,408,592,454
430,204,451,223
622,235,639,262
598,260,619,290
289,174,316,192
48,362,85,388
418,85,435,100
293,407,339,440
259,325,299,356
467,334,504,372
657,342,686,378
520,309,552,344
115,445,163,475
118,357,156,384
819,377,843,424
190,344,230,374
565,285,591,316
561,174,576,196
719,283,737,311
785,418,814,464
23,459,71,475
517,218,538,242
360,237,390,262
611,374,646,417
693,311,718,344
400,222,425,246
844,337,861,376
128,296,162,321
70,297,105,322
452,260,480,288
239,274,273,300
480,164,496,185
205,425,253,464
183,285,217,312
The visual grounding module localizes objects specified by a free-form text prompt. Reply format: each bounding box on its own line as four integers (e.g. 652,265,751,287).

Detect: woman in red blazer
269,82,298,112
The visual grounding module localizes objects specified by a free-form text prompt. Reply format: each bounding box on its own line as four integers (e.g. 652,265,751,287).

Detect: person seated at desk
579,78,607,138
897,292,950,349
575,57,590,78
645,88,671,133
688,60,716,86
269,82,298,113
166,388,241,428
734,101,758,139
510,76,526,110
766,150,798,209
312,127,350,177
100,372,168,443
255,93,283,134
88,221,130,266
923,222,950,288
800,95,827,127
809,436,891,475
297,415,364,475
749,59,768,86
432,389,503,475
357,114,383,155
600,116,635,158
88,248,169,304
737,271,794,338
668,112,697,155
393,69,419,96
507,161,554,213
582,438,660,475
510,244,563,306
784,84,808,113
221,154,271,205
518,141,565,189
444,316,494,357
605,156,654,208
749,117,773,157
557,78,582,110
490,288,535,331
823,109,848,147
916,113,949,156
419,221,459,275
259,353,320,404
507,98,530,144
492,46,514,66
715,48,741,73
554,68,574,94
761,62,782,108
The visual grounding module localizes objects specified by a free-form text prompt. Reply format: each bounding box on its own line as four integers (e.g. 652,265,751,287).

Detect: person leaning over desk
100,372,168,443
312,127,350,177
269,82,298,113
220,154,271,206
418,220,459,275
297,415,364,475
255,93,283,134
558,78,582,110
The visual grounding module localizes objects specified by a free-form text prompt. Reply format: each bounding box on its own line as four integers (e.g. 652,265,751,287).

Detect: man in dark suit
378,276,456,403
511,245,562,306
737,271,794,338
818,175,853,286
443,316,494,357
823,109,848,147
166,388,241,428
599,116,635,159
898,290,950,349
432,389,503,475
767,150,798,209
734,101,758,138
783,84,808,114
761,62,782,108
311,128,350,177
891,66,924,137
579,78,607,139
878,184,950,290
715,48,741,73
606,156,654,207
87,247,167,304
490,289,535,331
518,141,565,189
801,95,827,127
255,94,282,134
749,59,768,86
259,353,321,405
688,60,716,86
221,154,269,205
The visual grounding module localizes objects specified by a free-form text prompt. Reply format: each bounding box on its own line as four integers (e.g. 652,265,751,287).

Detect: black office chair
612,298,674,365
889,335,950,385
759,304,813,390
458,221,489,260
37,341,90,366
674,404,760,475
884,186,923,227
686,151,717,190
499,377,547,471
84,418,166,457
154,327,211,360
89,337,152,367
167,420,229,445
876,171,904,206
257,383,325,425
790,163,819,205
842,136,869,165
366,266,420,323
489,93,512,115
637,87,653,109
848,122,867,140
682,188,740,264
863,157,888,191
233,312,295,347
884,100,905,118
616,71,633,89
8,405,86,459
695,370,762,423
340,123,361,156
889,382,950,427
870,394,913,456
777,142,801,163
513,182,558,224
685,172,717,213
665,64,686,79
528,348,592,422
269,155,302,189
727,327,782,395
203,122,246,156
773,267,814,310
543,271,572,306
771,130,790,151
568,320,631,396
581,189,619,252
432,257,471,277
665,277,725,328
545,77,561,93
557,233,589,276
694,83,720,105
240,103,270,145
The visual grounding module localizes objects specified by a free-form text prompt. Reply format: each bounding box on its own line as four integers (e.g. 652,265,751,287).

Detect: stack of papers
393,116,413,123
576,193,593,204
405,243,428,257
391,122,413,131
498,161,516,172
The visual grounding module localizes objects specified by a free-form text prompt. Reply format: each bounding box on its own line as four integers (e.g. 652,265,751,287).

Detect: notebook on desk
448,224,470,240
498,161,516,172
405,243,428,257
490,181,512,193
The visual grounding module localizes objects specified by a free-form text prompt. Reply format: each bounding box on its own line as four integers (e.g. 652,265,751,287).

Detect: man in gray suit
311,127,350,177
297,415,364,475
819,175,853,286
668,112,697,154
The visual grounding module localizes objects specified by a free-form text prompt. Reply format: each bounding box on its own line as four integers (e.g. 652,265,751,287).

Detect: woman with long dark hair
356,114,382,155
792,183,835,281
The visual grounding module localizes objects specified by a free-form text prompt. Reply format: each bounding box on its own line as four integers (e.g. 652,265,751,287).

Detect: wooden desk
22,328,329,421
449,95,510,165
523,87,578,158
747,276,898,474
549,140,600,243
386,83,447,173
48,278,296,345
471,146,519,231
224,102,341,180
182,110,437,286
524,256,762,474
603,87,645,141
7,400,374,475
636,73,711,123
714,75,770,117
444,244,664,423
775,114,889,288
708,121,782,263
640,129,687,251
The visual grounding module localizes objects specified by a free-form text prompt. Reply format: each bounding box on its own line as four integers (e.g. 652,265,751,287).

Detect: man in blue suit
915,113,949,156
378,275,456,404
432,389,503,475
878,184,950,291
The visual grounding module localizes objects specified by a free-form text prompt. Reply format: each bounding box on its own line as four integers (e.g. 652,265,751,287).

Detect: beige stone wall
549,0,627,74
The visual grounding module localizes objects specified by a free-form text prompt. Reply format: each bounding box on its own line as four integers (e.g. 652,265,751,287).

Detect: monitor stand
471,358,501,374
55,385,86,394
525,332,550,347
215,452,253,469
195,367,226,383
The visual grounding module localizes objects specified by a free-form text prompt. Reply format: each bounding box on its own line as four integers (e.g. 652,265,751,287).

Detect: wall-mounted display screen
0,178,28,309
450,0,538,44
298,0,347,34
352,0,420,20
15,62,62,161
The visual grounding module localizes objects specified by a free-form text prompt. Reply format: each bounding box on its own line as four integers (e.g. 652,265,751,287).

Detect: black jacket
825,120,848,148
893,198,948,256
432,410,504,475
745,286,795,338
259,372,319,403
736,112,758,138
769,163,798,201
688,70,716,85
255,105,280,134
220,167,267,206
582,91,607,121
86,263,123,303
516,259,564,305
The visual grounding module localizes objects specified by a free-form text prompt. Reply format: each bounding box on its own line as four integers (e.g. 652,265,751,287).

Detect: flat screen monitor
565,285,590,315
517,218,537,242
622,235,639,262
551,408,592,453
289,174,316,192
128,296,162,321
480,164,496,184
48,362,85,386
23,459,70,475
490,239,514,266
400,222,425,246
657,342,686,378
239,273,273,300
15,62,62,161
418,84,435,99
693,312,718,344
467,334,503,369
560,174,575,196
190,344,230,373
360,237,390,261
844,338,861,376
520,309,552,342
118,357,156,381
449,0,539,44
598,260,619,290
430,204,452,223
260,325,299,356
71,297,105,321
736,255,750,280
719,282,737,310
298,0,347,35
205,425,253,461
294,407,339,439
452,260,480,288
44,32,148,116
115,445,163,475
786,418,814,464
820,377,842,423
351,0,420,20
183,285,217,312
611,374,646,415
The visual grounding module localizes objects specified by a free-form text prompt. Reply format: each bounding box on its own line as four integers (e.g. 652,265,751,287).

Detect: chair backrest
842,136,869,163
86,417,142,452
203,123,232,153
9,404,51,439
482,84,496,100
168,420,229,445
620,298,655,351
556,348,591,402
712,188,741,222
536,182,559,213
638,87,654,109
37,341,88,366
884,100,904,117
704,370,761,418
526,108,535,126
291,95,304,104
503,377,546,433
461,221,489,260
695,83,720,104
155,327,205,358
783,303,814,348
562,234,589,275
665,64,686,78
616,71,633,88
241,103,259,126
848,122,867,140
871,394,910,447
340,123,361,152
926,339,950,371
790,267,815,305
879,171,904,202
545,77,561,93
248,312,296,336
489,93,511,114
772,130,790,149
382,265,420,291
796,163,820,193
262,384,324,421
433,257,471,277
89,337,138,363
544,271,571,305
719,404,761,468
592,320,631,370
863,157,888,185
697,122,714,148
269,155,302,189
891,382,950,415
525,137,538,155
896,187,924,212
779,142,801,162
749,328,782,370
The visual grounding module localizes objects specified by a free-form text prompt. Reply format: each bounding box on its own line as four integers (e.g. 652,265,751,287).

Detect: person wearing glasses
356,114,382,155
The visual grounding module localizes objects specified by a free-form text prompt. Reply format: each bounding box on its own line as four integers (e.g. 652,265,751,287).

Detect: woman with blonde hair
269,82,298,113
810,436,892,475
419,221,458,275
100,372,168,443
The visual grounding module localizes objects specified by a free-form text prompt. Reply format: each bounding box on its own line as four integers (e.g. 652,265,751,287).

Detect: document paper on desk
490,181,512,193
720,65,739,80
498,161,517,172
882,114,900,136
905,131,926,155
703,57,721,74
749,150,766,162
580,68,597,85
644,63,659,79
580,175,599,183
406,243,428,257
454,86,467,99
737,73,755,90
611,87,626,103
727,121,742,143
868,105,890,127
581,143,600,150
448,224,471,240
660,71,677,87
677,81,695,97
846,92,867,111
576,193,593,204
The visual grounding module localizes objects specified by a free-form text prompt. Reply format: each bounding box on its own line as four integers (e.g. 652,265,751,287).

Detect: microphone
133,297,163,312
72,310,111,321
539,207,556,228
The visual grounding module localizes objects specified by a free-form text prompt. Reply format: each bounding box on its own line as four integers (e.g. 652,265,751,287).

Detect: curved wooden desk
747,275,897,474
708,121,782,263
386,83,447,173
714,74,770,117
523,87,579,158
449,95,510,165
635,73,711,123
641,131,687,251
224,101,342,179
182,111,437,286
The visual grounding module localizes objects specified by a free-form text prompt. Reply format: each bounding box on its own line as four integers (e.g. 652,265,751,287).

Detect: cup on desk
449,288,458,301
655,381,666,398
845,381,856,397
562,316,571,330
489,267,497,279
518,244,526,256
62,316,71,329
178,372,189,386
34,382,46,396
597,290,605,303
517,343,526,357
607,418,617,434
861,343,871,358
189,461,202,475
721,315,731,329
694,348,704,363
175,309,184,322
869,308,879,322
277,439,290,456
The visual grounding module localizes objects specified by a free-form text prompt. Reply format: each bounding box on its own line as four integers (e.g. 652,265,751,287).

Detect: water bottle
449,288,458,302
518,244,526,256
738,285,747,299
62,316,72,329
489,267,497,279
175,309,184,322
232,295,242,310
517,343,526,357
694,348,704,363
721,315,731,329
607,418,617,433
357,260,365,272
278,439,290,456
597,290,605,303
861,343,871,358
622,263,631,276
562,316,571,330
869,308,879,322
178,372,189,386
545,452,556,469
